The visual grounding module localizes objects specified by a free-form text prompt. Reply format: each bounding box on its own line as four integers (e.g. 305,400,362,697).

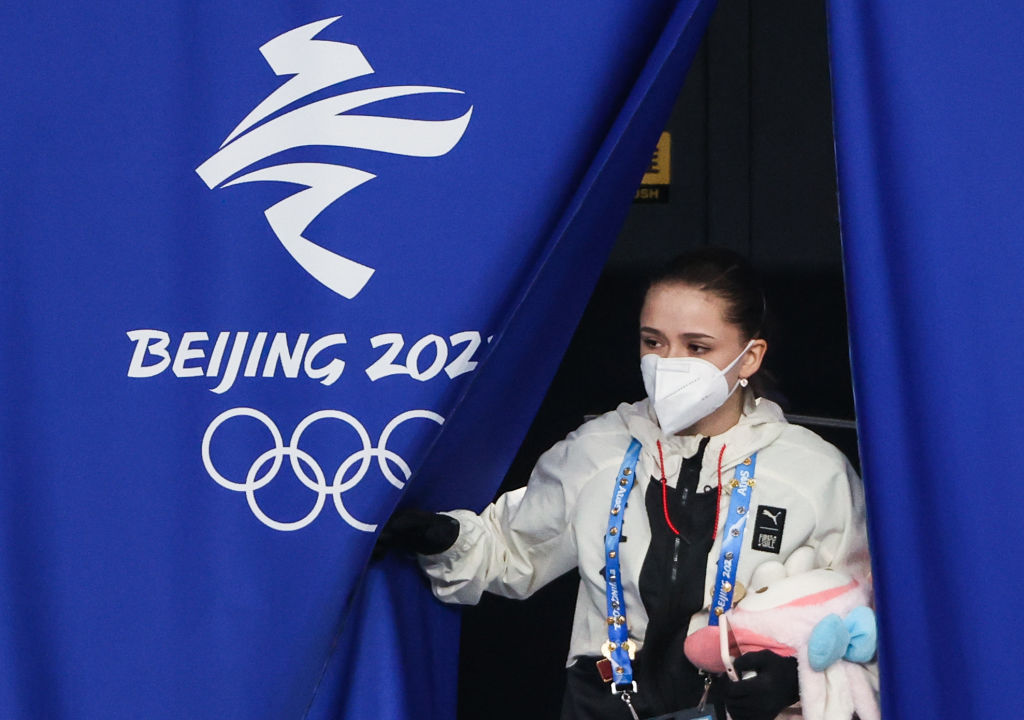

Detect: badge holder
641,674,717,720
644,711,716,720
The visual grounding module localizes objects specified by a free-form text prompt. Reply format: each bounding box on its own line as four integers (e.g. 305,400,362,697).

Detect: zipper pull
670,536,681,583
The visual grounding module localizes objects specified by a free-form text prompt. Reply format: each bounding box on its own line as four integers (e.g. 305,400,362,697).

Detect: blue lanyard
709,453,758,626
604,438,642,693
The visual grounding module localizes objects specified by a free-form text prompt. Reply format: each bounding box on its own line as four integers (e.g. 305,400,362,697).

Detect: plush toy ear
807,613,849,671
843,606,877,664
683,626,731,673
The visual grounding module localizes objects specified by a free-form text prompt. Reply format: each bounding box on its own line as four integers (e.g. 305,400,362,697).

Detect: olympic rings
201,407,444,532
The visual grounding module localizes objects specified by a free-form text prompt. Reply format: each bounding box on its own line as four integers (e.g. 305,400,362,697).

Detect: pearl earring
739,378,749,387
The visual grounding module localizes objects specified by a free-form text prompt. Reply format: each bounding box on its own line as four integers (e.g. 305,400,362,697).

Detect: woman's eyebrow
639,327,716,340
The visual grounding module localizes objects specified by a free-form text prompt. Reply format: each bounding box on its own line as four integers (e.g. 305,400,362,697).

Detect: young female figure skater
382,248,871,720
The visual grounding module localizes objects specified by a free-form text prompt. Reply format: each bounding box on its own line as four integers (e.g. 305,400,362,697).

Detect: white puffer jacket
419,392,871,667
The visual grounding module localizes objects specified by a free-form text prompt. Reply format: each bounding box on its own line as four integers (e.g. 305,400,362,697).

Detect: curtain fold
0,2,714,717
829,2,1024,716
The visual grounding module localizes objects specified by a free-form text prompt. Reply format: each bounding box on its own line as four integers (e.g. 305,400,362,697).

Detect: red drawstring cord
713,443,726,541
656,440,680,535
656,439,726,540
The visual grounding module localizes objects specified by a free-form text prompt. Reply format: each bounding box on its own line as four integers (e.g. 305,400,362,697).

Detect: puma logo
761,508,782,525
753,506,785,554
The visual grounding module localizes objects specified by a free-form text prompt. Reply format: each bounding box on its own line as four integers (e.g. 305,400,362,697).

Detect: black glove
373,508,460,558
721,650,800,720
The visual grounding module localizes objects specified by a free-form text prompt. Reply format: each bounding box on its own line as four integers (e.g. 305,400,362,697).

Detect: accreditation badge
644,707,717,720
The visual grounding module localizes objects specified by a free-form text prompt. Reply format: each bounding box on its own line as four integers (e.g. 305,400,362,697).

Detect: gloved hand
373,508,460,559
721,650,800,720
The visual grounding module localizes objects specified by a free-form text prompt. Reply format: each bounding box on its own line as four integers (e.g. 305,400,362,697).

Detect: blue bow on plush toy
808,604,877,671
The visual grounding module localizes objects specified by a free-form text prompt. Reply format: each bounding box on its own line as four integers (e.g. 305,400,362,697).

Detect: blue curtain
0,2,714,718
829,3,1024,717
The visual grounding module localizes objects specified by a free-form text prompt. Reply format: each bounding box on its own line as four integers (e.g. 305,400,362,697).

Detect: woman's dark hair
648,246,768,341
647,247,780,401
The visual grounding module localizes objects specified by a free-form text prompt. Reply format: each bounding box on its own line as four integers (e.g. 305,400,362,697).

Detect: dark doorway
457,2,857,717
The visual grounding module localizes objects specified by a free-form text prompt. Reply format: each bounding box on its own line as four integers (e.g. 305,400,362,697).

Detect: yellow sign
641,132,671,185
635,132,670,203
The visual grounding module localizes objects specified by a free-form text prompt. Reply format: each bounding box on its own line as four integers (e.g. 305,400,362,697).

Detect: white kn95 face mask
640,341,754,435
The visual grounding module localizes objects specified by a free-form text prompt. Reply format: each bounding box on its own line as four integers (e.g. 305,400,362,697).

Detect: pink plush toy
684,567,879,720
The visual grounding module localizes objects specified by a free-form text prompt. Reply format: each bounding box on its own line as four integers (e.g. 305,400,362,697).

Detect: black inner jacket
562,437,722,719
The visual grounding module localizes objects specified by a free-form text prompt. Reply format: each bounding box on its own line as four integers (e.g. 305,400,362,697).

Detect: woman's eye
641,337,660,348
689,344,709,354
